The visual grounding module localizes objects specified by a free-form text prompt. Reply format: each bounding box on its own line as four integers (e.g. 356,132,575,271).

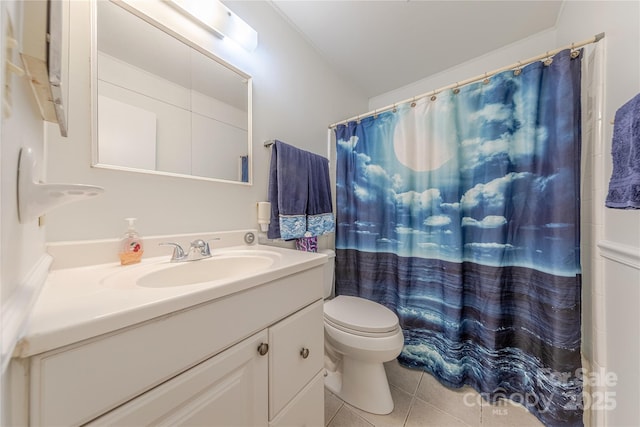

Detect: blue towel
606,93,640,209
240,155,249,183
267,140,335,240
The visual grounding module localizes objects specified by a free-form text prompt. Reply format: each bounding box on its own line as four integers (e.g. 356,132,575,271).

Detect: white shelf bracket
17,147,105,223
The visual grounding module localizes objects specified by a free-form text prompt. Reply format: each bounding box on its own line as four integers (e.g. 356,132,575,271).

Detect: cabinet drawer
88,331,268,427
269,299,324,419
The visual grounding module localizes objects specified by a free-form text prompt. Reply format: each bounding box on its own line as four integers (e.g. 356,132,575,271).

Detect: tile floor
325,360,544,427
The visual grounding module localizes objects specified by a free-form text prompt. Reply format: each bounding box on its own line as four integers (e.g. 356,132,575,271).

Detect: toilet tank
320,249,335,299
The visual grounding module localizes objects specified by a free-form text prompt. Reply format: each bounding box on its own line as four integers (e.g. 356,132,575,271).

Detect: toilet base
324,356,394,415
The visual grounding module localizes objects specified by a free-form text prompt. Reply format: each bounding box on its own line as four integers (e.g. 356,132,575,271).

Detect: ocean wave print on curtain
334,49,583,426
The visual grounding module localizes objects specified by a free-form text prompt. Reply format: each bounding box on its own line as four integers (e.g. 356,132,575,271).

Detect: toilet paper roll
257,201,271,223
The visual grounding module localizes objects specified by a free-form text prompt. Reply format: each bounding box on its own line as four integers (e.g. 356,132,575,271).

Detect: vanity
10,231,326,426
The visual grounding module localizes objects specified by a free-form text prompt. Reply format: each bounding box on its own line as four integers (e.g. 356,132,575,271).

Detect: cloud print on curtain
335,49,582,426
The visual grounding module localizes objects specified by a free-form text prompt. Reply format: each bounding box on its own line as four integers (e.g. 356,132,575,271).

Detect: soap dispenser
119,218,144,265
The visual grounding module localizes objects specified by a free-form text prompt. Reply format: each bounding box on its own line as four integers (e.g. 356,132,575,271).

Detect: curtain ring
453,83,460,95
570,43,580,59
356,115,361,124
373,109,378,119
514,61,522,76
410,97,416,107
543,51,553,66
482,72,490,85
392,104,397,113
430,90,437,101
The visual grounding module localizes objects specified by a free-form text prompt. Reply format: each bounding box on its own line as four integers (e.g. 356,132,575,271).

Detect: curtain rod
329,32,605,129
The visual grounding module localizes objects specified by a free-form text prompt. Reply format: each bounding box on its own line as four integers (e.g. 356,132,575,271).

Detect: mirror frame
90,0,253,185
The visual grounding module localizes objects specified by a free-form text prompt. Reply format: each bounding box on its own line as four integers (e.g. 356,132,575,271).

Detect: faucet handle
190,239,211,257
160,242,186,262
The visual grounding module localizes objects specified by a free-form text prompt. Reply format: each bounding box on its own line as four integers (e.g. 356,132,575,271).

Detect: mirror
91,1,252,184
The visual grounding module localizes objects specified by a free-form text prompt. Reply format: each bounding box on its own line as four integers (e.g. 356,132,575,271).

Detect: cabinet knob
300,347,310,359
257,343,269,356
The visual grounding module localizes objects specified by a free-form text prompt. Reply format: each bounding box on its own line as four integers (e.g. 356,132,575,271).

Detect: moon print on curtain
334,49,583,426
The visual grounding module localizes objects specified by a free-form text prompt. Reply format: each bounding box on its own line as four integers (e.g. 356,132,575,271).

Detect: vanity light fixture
167,0,258,51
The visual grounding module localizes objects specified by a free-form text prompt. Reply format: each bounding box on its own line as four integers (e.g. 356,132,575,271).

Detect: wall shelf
17,147,104,223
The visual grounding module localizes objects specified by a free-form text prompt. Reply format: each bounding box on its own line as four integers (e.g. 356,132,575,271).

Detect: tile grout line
325,397,343,427
402,396,417,427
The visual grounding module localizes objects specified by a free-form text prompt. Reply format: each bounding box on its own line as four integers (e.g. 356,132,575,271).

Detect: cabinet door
88,330,269,427
269,371,325,427
269,300,324,419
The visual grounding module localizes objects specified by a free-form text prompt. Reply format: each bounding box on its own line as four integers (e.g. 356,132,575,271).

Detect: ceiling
269,1,564,99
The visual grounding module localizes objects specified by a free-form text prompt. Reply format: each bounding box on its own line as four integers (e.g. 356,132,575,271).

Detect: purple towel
606,93,640,209
296,236,318,252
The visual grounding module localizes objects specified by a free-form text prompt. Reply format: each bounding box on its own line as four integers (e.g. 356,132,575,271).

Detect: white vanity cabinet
16,265,325,426
88,330,270,426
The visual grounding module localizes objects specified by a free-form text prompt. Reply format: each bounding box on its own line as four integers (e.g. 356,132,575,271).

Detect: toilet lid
324,295,399,334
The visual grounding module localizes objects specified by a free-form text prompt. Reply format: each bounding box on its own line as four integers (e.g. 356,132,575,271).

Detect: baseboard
1,254,52,374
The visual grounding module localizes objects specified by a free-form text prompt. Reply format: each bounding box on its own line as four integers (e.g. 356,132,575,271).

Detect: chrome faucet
188,239,211,260
160,239,215,262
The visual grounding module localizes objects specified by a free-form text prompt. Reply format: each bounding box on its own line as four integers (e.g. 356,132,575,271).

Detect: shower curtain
334,49,582,426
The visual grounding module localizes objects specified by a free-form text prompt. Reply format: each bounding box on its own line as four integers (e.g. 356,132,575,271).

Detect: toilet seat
324,295,400,338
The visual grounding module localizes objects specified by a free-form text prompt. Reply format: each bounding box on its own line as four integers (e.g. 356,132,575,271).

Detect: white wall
369,29,558,111
0,1,48,310
372,2,640,426
0,0,50,422
44,0,368,242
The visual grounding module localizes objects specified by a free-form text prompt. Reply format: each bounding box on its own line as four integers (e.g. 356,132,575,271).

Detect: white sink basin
138,254,275,288
101,250,282,289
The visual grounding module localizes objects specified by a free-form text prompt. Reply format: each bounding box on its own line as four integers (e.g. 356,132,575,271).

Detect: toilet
321,250,404,415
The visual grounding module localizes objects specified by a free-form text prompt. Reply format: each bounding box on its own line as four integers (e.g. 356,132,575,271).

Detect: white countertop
17,244,327,358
